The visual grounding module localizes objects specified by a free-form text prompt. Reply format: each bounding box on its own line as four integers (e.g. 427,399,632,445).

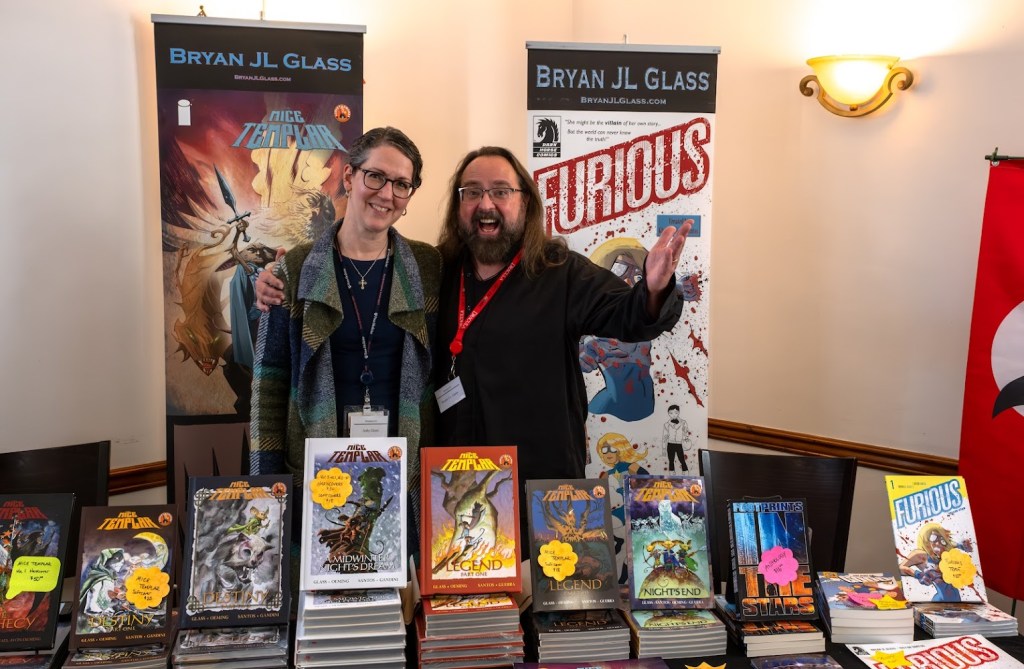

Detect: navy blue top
330,250,402,436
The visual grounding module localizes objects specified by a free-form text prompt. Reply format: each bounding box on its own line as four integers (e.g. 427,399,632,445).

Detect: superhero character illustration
899,522,974,601
579,238,702,423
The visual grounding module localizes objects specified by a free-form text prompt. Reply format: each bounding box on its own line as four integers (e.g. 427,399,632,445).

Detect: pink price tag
757,545,798,586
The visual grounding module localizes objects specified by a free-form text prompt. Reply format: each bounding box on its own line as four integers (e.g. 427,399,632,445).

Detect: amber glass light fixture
800,55,914,117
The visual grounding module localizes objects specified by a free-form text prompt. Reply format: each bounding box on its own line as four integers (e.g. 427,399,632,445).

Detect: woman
249,127,441,521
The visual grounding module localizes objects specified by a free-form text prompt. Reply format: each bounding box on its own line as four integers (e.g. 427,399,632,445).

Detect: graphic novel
420,446,521,596
70,505,177,649
623,475,712,610
727,498,816,621
301,438,407,590
815,572,910,619
180,475,291,627
526,478,621,611
885,476,986,603
0,494,73,651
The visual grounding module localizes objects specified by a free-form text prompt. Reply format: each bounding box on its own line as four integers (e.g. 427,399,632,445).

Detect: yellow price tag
309,468,352,510
874,594,909,610
871,651,911,669
6,556,61,599
124,566,170,609
686,663,726,669
939,547,977,589
537,539,577,581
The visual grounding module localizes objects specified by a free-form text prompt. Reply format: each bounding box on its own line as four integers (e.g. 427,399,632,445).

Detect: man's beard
459,210,524,266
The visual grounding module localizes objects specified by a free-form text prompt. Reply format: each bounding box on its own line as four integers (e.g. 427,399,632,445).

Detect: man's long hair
436,146,566,277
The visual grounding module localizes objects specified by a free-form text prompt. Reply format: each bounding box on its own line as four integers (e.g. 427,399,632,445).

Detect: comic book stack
715,497,825,656
63,504,178,669
524,478,629,663
417,446,525,668
0,494,74,669
416,594,524,665
622,475,727,659
885,476,1019,638
292,590,406,667
814,572,914,643
295,437,410,669
171,475,293,669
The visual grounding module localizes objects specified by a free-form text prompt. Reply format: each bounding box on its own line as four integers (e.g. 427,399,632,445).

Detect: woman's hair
347,126,424,188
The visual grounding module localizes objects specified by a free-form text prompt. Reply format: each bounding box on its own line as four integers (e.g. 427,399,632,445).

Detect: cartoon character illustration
430,469,513,575
189,496,279,614
899,522,974,601
662,404,693,472
579,237,703,423
579,251,655,422
319,467,391,562
596,432,649,526
227,505,270,536
80,548,127,619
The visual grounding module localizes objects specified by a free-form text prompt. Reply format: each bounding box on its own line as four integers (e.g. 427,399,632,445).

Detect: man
256,145,689,487
432,146,687,486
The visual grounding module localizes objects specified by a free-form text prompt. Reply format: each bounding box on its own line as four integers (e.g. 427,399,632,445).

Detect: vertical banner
959,160,1024,600
153,15,364,420
526,42,717,549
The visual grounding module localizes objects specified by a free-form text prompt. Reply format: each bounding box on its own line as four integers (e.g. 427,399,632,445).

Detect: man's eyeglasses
458,186,523,203
356,167,415,199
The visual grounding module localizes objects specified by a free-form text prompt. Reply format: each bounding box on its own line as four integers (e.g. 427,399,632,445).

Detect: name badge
435,377,466,413
345,405,389,438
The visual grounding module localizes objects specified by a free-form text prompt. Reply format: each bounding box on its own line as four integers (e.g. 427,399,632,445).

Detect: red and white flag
959,160,1024,600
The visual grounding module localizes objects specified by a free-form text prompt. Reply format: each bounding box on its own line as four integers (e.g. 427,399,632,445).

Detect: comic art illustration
154,22,364,417
526,479,621,611
623,475,713,610
0,494,73,651
885,476,986,603
302,438,406,589
420,446,520,595
71,505,176,648
526,50,717,592
727,498,816,621
180,475,290,627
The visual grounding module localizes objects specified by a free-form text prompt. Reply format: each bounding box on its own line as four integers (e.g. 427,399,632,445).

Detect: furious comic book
179,475,291,628
301,438,407,590
420,446,521,596
623,475,713,610
0,494,73,652
727,498,816,621
526,478,621,612
69,505,177,649
848,634,1024,669
885,476,986,603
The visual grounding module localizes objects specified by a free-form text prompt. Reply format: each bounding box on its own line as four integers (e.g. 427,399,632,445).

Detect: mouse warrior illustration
318,467,391,562
431,469,513,574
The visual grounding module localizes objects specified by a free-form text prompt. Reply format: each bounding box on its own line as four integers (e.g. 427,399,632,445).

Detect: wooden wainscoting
108,418,958,494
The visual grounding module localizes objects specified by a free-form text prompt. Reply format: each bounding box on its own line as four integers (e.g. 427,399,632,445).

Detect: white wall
2,0,1021,614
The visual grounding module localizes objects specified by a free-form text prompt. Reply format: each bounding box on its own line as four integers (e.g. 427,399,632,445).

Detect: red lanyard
449,250,523,360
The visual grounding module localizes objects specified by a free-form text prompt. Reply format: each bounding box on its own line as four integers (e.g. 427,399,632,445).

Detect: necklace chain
338,241,388,289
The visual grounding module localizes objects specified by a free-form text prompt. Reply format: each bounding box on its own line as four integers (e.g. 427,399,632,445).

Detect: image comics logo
533,116,561,159
499,454,513,468
387,445,403,461
334,104,351,123
158,512,173,526
592,485,606,499
271,482,287,498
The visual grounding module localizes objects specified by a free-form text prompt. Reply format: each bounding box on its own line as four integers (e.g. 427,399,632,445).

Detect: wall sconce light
799,55,914,117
